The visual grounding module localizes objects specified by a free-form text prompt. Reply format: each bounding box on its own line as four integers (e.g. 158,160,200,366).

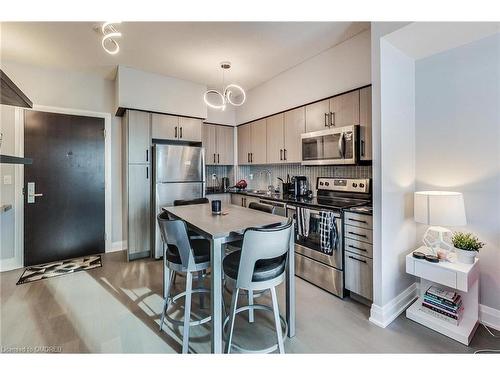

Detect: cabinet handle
324,113,329,127
213,153,216,163
284,149,287,160
280,149,283,160
348,255,367,264
330,112,335,126
146,166,149,179
175,126,178,138
180,127,183,138
348,231,367,238
361,140,365,157
251,153,253,163
247,153,250,163
349,218,368,224
217,154,220,163
146,149,148,162
348,244,367,252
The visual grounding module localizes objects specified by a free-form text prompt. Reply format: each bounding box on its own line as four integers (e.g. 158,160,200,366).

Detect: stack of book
420,286,464,325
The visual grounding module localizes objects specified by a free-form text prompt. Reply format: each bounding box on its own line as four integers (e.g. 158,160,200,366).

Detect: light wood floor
0,251,497,353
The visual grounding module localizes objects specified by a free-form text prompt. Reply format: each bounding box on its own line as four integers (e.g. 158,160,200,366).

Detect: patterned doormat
16,255,102,285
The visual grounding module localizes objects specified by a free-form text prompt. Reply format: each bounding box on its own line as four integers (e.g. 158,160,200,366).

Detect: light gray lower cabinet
230,193,259,207
207,193,231,205
127,164,151,260
345,252,373,301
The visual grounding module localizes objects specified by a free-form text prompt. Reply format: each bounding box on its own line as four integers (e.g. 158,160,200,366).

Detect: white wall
235,30,371,124
370,22,412,313
0,61,123,244
378,39,417,306
205,106,236,126
116,65,207,119
415,33,500,311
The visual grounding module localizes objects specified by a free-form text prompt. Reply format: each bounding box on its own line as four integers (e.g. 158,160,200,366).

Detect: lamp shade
414,191,466,226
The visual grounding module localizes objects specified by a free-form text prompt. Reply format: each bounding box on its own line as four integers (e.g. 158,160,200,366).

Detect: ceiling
384,22,499,60
0,22,369,90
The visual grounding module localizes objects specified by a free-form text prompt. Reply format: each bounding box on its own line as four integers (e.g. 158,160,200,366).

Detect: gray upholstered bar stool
157,213,211,354
225,201,277,323
223,218,293,354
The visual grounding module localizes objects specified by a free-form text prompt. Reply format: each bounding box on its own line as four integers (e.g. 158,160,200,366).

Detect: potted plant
451,232,484,264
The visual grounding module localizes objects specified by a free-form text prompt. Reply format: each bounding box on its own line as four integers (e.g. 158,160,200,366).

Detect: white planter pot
455,248,477,264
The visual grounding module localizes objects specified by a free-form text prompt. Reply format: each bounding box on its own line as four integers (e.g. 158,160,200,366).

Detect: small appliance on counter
220,177,230,192
290,176,308,198
233,179,248,190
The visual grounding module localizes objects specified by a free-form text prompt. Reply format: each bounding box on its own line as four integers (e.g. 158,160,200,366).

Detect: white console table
405,246,479,345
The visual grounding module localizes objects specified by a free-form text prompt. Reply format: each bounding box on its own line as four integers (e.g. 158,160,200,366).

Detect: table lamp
414,191,467,255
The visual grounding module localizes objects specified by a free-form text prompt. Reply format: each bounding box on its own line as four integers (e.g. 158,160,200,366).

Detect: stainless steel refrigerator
152,144,205,259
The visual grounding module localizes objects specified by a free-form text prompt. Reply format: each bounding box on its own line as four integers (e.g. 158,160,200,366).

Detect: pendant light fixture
204,62,246,111
101,22,122,55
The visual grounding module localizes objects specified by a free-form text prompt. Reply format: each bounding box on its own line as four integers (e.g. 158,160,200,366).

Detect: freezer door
153,182,205,258
155,144,204,182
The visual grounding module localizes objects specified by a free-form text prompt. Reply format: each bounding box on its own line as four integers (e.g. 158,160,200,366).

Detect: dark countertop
227,189,370,211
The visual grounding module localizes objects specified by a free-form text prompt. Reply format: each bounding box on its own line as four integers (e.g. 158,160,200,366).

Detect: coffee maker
291,176,308,198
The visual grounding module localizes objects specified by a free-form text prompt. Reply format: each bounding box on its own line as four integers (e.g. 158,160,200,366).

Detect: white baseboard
108,240,127,253
479,304,500,331
369,282,418,328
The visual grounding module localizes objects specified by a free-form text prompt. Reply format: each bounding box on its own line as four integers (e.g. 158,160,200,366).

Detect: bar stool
223,218,293,354
225,201,279,323
157,214,211,354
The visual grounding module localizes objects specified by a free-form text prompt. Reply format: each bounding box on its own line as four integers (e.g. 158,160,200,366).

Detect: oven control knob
352,183,358,188
360,183,365,188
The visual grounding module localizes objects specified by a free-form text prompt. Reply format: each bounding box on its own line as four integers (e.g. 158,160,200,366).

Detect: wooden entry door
24,110,105,266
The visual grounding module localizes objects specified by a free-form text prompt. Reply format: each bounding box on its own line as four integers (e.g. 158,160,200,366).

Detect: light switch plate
3,175,12,185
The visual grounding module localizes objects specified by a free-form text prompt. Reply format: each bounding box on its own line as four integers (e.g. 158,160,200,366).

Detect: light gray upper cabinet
179,117,202,142
151,113,178,140
152,113,202,142
237,123,252,165
359,86,372,161
127,110,151,164
305,99,330,132
266,113,285,164
284,107,305,163
329,90,360,128
127,164,151,260
203,124,234,165
237,120,266,165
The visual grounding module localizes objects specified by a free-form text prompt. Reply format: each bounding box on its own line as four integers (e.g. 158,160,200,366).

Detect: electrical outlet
249,174,253,180
3,175,12,185
211,174,217,180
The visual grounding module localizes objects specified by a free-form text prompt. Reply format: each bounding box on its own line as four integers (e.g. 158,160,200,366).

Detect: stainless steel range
286,177,371,298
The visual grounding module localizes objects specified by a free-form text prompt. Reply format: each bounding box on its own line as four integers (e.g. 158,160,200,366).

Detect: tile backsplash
207,163,372,193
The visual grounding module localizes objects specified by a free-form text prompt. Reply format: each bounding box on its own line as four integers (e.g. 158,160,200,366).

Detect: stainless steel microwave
301,125,359,165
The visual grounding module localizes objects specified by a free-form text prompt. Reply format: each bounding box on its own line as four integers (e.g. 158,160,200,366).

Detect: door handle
330,112,335,126
175,126,178,138
348,255,367,264
27,182,43,204
280,149,283,160
250,153,253,163
146,149,149,162
146,166,149,179
348,218,368,224
348,231,367,238
361,140,365,157
338,132,345,157
213,153,216,163
180,127,183,138
324,113,329,127
348,244,367,252
247,153,250,163
217,154,220,163
284,149,287,160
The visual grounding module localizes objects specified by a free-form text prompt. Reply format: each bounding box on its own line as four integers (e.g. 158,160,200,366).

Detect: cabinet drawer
345,238,373,258
345,251,373,301
344,225,373,244
344,212,372,229
414,261,457,289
